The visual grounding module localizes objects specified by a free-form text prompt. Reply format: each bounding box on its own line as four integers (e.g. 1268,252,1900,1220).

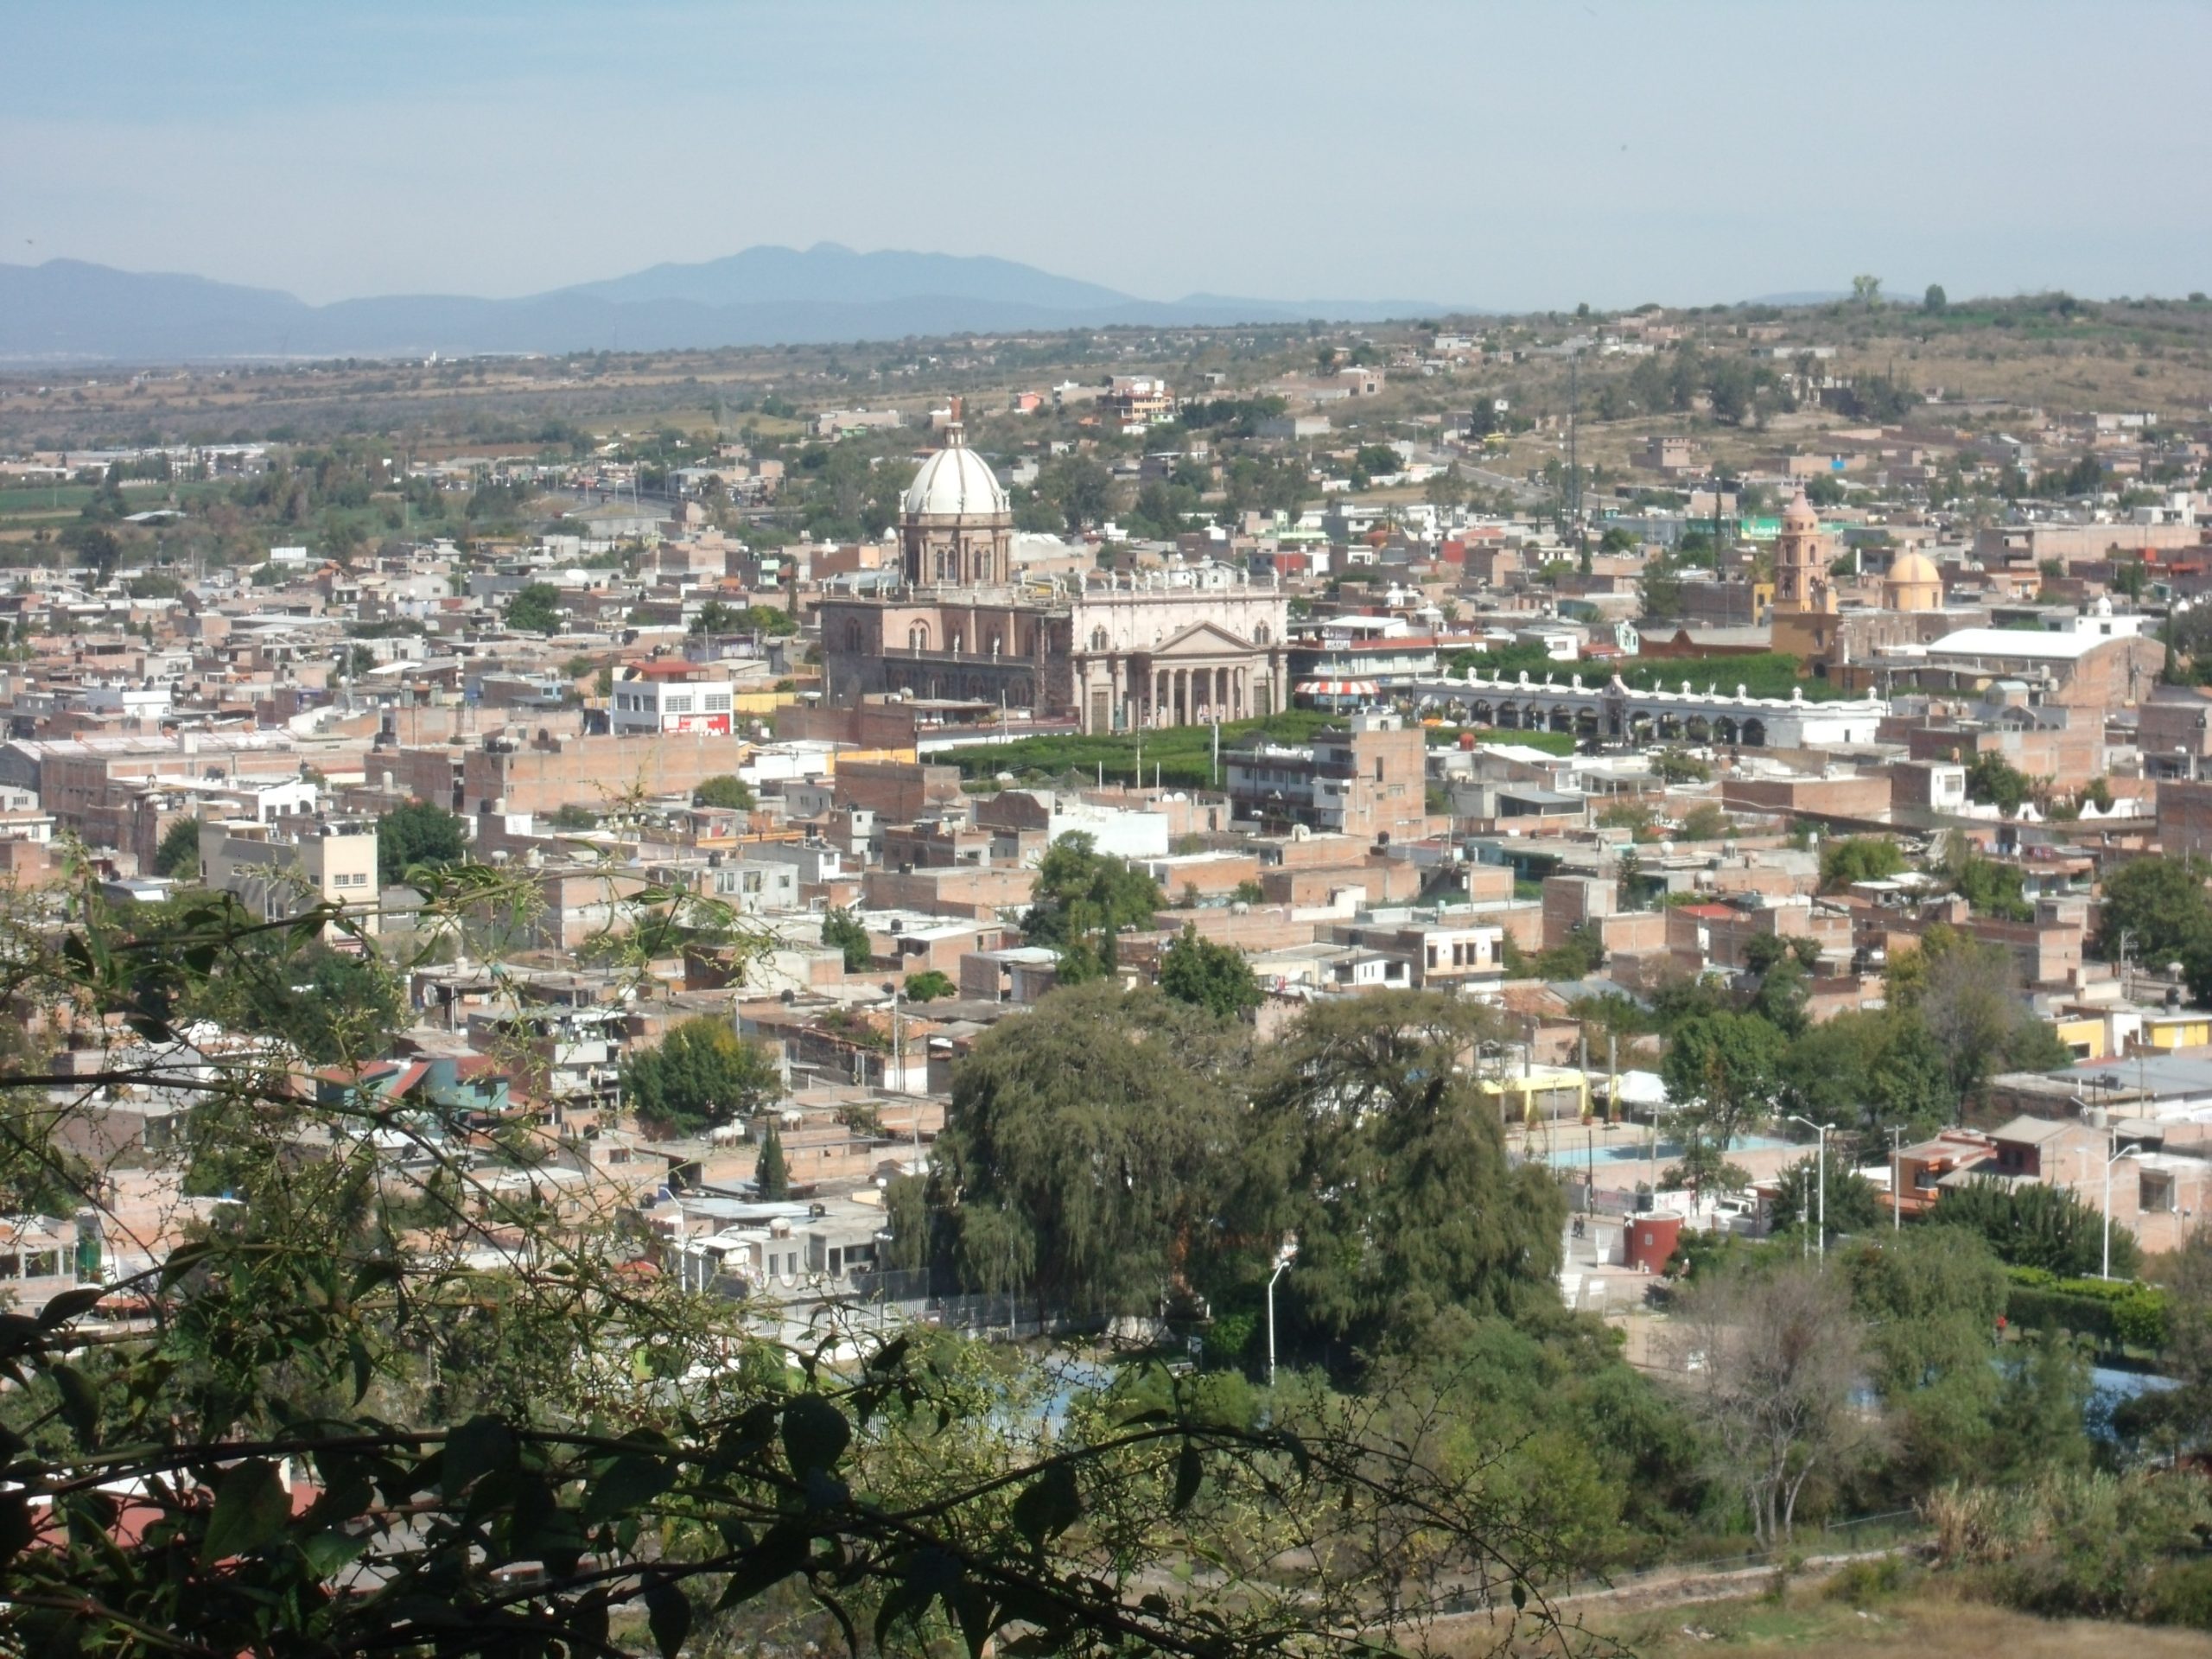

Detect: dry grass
1567,1586,2212,1659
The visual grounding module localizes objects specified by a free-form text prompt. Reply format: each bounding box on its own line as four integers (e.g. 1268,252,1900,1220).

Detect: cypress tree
754,1116,791,1201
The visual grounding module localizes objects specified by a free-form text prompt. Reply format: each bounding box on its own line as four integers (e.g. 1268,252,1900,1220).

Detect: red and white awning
1295,679,1381,698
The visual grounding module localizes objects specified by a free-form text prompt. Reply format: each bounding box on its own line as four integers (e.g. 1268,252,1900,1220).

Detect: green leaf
0,1313,42,1361
301,1528,368,1578
950,1584,1000,1659
1009,1461,1082,1552
306,1471,375,1528
440,1414,516,1498
202,1458,291,1561
347,1336,373,1406
876,1547,962,1649
49,1363,99,1450
779,1394,849,1477
0,1491,33,1562
582,1453,677,1525
16,1606,80,1659
866,1333,910,1375
1173,1439,1202,1513
159,1242,215,1289
346,1258,404,1302
644,1580,691,1659
36,1287,102,1329
712,1522,810,1611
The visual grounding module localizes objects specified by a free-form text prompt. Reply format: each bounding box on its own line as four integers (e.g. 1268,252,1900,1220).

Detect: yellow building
2141,1011,2212,1051
2053,1014,2107,1062
1882,550,1945,611
1476,1064,1592,1125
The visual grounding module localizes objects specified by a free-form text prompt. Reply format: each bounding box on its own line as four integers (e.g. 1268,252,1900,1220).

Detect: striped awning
1295,679,1381,697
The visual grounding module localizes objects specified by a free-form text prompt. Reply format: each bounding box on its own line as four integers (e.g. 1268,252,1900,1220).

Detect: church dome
1882,550,1943,611
1782,490,1819,529
903,430,1008,519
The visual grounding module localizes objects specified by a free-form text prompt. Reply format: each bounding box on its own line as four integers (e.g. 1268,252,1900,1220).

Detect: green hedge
939,711,1336,789
1424,725,1576,755
2004,1266,2170,1350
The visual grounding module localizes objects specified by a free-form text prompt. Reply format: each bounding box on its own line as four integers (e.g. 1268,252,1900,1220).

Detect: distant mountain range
0,243,1455,364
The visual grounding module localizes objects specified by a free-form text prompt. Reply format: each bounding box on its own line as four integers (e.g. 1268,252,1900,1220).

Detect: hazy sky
8,0,2209,311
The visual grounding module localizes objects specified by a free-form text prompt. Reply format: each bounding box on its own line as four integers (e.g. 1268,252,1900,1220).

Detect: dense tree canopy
930,982,1243,1319
504,581,564,633
1239,993,1567,1354
621,1015,782,1135
2098,854,2212,969
903,968,957,1002
1964,751,2035,815
1890,925,2073,1105
1929,1178,2140,1279
1157,925,1262,1020
377,799,467,884
694,773,757,810
1952,852,2033,922
1777,1007,1951,1141
822,906,873,972
1022,833,1162,981
1662,1010,1787,1147
1819,836,1906,891
155,813,203,878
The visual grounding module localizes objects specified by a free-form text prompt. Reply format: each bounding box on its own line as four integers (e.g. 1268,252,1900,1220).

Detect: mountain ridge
0,245,1457,364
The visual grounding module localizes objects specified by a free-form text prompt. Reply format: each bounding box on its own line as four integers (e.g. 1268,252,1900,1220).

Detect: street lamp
2105,1138,2145,1281
1265,1234,1299,1389
1786,1116,1829,1263
1888,1125,1904,1232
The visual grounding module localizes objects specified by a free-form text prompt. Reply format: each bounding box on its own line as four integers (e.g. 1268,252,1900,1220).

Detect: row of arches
1418,695,1769,747
874,620,1036,658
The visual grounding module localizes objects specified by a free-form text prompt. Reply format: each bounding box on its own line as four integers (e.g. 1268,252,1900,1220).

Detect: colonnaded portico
1400,670,1888,748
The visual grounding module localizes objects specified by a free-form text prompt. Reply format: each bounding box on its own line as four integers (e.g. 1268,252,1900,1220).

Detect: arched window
1254,623,1271,645
1090,627,1109,652
907,622,931,652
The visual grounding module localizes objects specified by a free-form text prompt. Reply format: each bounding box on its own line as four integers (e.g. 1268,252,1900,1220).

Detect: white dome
903,438,1007,518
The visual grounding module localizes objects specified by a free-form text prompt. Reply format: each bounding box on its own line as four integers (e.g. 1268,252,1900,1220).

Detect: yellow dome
1882,550,1943,611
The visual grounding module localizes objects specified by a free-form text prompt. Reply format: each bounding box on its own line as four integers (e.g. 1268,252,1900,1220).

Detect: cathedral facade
817,416,1288,732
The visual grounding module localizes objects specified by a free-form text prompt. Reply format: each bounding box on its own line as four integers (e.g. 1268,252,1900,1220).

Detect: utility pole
1788,1116,1829,1262
1890,1125,1904,1230
1566,346,1587,572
